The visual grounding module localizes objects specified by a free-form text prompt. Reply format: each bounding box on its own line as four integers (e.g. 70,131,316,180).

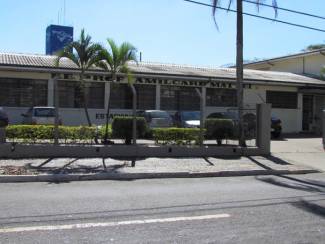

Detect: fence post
54,76,59,145
130,84,137,145
195,87,206,146
323,110,325,150
256,103,271,155
0,127,5,144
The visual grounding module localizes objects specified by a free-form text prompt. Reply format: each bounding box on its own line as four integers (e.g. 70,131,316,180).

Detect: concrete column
297,93,303,132
202,87,206,117
256,103,271,155
48,78,54,106
104,82,110,111
155,84,161,110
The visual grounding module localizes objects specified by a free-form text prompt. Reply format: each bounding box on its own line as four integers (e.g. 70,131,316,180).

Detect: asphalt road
0,174,325,244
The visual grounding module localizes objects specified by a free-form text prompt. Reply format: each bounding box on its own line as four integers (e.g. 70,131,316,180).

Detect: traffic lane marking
0,213,230,233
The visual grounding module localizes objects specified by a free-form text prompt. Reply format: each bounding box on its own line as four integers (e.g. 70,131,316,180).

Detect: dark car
0,107,9,127
207,112,282,138
174,111,201,128
136,110,173,128
271,117,282,138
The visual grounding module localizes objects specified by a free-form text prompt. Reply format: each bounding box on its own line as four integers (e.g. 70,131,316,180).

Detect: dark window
110,84,156,110
136,84,155,110
58,81,104,109
109,83,132,109
161,86,200,111
0,78,47,107
160,86,178,110
206,88,237,107
266,91,297,109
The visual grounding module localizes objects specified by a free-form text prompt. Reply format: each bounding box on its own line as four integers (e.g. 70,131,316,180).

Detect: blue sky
0,0,324,66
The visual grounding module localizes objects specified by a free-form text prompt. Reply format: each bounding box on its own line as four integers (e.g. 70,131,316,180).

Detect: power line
183,0,325,33
243,0,325,21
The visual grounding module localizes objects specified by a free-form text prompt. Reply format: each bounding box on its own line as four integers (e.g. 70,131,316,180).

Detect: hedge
111,116,148,144
152,128,202,145
204,119,234,140
5,125,111,142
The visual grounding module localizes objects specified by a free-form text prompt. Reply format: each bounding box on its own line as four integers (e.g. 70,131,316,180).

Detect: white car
21,107,61,125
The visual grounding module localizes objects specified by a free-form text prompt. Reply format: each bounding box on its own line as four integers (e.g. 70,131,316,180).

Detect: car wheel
271,131,281,139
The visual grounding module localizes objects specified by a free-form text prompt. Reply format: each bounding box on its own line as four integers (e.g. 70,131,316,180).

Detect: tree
96,38,138,143
303,44,325,51
56,29,102,127
211,0,277,146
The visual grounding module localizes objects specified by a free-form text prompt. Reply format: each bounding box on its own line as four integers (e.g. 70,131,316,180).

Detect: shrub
152,128,202,145
5,125,101,142
204,119,234,144
111,116,148,144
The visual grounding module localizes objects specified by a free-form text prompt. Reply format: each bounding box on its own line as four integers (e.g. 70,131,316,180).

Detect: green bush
5,125,102,142
204,119,234,141
111,116,148,144
152,128,202,145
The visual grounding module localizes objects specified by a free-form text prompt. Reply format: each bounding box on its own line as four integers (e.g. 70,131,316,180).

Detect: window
109,83,133,109
136,84,155,110
266,91,297,109
110,84,156,110
58,81,104,109
206,88,237,107
0,78,47,107
161,86,200,111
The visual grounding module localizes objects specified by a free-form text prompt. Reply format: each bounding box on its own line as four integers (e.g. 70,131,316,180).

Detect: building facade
0,53,325,134
244,49,325,134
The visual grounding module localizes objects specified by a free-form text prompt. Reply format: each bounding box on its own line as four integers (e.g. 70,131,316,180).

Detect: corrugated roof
0,52,325,86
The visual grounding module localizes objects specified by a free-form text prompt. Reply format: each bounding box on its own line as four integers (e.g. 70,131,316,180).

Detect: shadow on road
256,175,325,193
292,199,325,218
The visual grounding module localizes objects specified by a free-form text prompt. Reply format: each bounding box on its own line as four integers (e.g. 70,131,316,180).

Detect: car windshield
34,108,55,117
149,111,170,119
181,111,200,121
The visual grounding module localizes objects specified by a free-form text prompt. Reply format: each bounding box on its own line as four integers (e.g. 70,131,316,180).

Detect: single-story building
0,52,325,134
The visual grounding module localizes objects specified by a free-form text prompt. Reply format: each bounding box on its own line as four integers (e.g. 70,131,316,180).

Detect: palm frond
55,45,80,68
107,38,119,69
211,0,220,29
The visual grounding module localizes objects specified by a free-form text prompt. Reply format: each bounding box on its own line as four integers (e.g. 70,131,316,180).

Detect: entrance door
302,95,314,131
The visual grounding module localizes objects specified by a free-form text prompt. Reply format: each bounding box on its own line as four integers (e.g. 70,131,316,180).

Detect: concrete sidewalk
0,155,319,183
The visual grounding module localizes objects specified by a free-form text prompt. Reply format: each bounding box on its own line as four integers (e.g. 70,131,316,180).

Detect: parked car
174,111,201,128
207,112,282,138
136,110,173,128
21,107,62,125
0,107,9,127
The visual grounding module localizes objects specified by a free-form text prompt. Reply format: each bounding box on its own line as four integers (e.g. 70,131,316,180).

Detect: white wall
245,53,325,76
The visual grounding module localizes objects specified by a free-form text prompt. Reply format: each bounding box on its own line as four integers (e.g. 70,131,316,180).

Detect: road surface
0,174,324,243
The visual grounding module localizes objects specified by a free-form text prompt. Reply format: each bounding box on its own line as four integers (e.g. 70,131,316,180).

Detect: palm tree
96,39,138,143
211,0,277,146
56,29,102,127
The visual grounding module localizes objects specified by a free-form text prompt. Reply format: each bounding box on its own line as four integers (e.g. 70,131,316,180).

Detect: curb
0,169,319,183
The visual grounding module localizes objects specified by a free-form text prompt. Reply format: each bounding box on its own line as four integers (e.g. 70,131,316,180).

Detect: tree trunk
80,72,92,127
236,0,245,147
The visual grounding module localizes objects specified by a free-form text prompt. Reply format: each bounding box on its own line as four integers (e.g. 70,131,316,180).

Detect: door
302,95,314,131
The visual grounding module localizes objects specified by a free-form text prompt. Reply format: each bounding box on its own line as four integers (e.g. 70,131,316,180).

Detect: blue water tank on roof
46,25,73,55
